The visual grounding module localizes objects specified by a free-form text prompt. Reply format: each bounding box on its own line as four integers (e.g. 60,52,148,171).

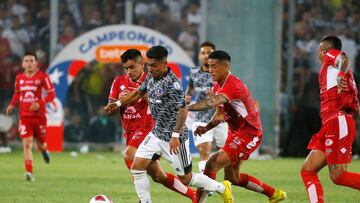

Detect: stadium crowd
0,0,201,147
1,0,360,158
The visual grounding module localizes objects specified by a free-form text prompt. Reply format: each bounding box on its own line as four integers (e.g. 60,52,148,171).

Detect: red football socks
163,173,195,201
332,171,360,190
236,173,275,197
301,169,324,203
25,160,33,173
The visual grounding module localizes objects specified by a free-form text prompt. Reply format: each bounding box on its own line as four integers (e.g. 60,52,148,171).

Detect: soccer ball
89,194,113,203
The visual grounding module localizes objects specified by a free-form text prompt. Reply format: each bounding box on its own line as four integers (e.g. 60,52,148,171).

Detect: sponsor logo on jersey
123,113,141,119
340,147,347,154
20,80,24,84
20,85,37,91
124,106,136,114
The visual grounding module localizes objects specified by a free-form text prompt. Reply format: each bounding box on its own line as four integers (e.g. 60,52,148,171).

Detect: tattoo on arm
188,94,228,111
174,106,188,133
120,90,144,106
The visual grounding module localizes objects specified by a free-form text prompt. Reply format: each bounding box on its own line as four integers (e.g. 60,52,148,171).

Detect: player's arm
6,78,20,115
188,93,229,111
170,105,188,155
104,89,145,114
194,107,225,136
336,53,351,92
185,79,194,104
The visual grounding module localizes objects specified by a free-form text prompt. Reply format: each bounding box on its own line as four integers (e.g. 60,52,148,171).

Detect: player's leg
326,115,360,190
34,118,50,164
301,150,327,203
147,160,196,202
165,141,233,202
223,160,285,203
192,122,213,173
130,133,160,202
328,163,360,190
23,136,35,181
19,119,35,181
196,142,212,172
123,146,137,170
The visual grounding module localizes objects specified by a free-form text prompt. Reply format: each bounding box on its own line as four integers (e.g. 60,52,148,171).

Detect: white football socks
131,169,151,203
189,172,225,193
198,160,207,173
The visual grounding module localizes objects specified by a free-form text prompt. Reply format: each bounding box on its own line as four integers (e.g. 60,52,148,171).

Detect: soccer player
188,50,287,203
6,52,54,182
105,46,234,203
107,49,197,202
185,41,228,173
300,36,360,203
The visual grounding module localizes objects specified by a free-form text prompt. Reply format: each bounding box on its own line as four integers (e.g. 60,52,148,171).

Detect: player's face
317,42,326,62
22,55,37,73
123,59,144,82
198,46,214,69
208,59,229,82
147,58,167,79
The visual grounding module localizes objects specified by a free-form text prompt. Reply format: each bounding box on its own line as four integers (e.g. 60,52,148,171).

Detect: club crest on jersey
35,79,41,85
155,86,164,97
20,80,24,84
325,139,333,146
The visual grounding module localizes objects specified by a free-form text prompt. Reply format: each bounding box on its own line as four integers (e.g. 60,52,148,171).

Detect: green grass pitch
0,151,359,203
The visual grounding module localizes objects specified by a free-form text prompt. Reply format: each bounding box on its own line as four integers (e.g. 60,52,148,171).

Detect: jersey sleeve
138,74,150,93
108,77,120,100
10,75,20,106
43,73,56,102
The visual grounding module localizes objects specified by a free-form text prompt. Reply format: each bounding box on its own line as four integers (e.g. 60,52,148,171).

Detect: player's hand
30,102,40,111
6,105,14,115
104,103,119,114
118,90,130,100
337,74,349,93
185,95,191,105
194,126,208,136
169,137,180,155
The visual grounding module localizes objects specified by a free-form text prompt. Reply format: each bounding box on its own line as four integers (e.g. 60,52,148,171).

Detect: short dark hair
208,50,231,63
320,35,342,50
146,46,168,60
121,49,142,63
24,52,37,60
200,41,215,50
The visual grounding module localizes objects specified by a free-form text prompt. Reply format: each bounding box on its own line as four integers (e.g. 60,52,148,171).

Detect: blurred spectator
177,23,198,60
64,112,86,143
2,15,30,57
88,107,116,143
0,114,13,153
